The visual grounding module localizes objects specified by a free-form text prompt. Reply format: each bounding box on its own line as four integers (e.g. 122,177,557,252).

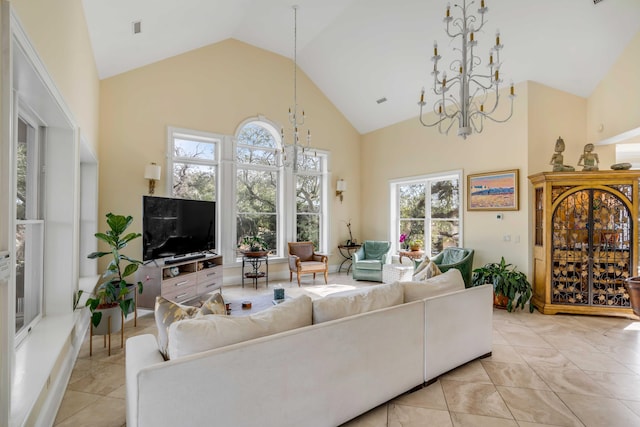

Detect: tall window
391,171,462,257
236,122,280,255
295,152,327,250
15,116,44,340
169,128,219,201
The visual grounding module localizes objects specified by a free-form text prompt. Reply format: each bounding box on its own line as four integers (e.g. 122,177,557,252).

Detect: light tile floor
53,273,640,427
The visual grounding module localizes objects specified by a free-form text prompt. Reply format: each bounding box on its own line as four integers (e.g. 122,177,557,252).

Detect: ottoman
382,264,414,284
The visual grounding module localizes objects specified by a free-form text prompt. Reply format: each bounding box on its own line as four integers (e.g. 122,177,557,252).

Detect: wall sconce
144,162,161,195
336,179,347,203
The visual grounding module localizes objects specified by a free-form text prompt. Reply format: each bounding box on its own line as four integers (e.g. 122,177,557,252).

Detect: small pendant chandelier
418,0,515,139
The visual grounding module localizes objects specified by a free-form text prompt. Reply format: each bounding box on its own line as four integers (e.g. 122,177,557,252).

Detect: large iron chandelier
418,0,515,139
281,5,311,171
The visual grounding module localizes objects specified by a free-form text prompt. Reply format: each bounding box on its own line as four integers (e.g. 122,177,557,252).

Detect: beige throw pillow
154,292,225,359
312,282,404,324
167,295,313,359
402,268,465,302
413,261,441,281
412,256,431,277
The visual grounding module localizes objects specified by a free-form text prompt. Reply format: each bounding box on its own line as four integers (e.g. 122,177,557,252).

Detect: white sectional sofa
126,269,493,427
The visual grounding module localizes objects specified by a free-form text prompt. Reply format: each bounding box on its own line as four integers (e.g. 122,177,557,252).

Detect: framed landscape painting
467,169,519,211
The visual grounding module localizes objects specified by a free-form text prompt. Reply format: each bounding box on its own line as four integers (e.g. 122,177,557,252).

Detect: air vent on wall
376,97,387,104
593,0,604,4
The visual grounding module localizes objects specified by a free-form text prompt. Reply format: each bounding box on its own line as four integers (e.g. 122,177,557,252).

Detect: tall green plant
472,257,533,312
86,213,143,327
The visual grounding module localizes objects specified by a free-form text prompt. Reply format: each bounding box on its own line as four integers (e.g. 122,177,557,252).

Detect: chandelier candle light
281,5,313,172
418,0,515,139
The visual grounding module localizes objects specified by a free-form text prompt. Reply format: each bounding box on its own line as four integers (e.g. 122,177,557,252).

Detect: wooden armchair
288,242,328,286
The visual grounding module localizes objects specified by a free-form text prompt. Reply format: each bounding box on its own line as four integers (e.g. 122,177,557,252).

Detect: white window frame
389,170,463,257
166,126,222,252
294,150,329,253
234,118,283,259
14,109,45,345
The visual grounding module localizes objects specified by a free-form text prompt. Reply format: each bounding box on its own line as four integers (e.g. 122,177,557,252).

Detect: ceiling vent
376,97,387,104
132,21,142,34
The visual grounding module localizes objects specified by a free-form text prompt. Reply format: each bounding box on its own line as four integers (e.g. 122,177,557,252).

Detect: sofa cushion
154,293,225,359
167,295,313,359
412,261,441,281
312,282,403,324
402,268,465,302
353,260,384,271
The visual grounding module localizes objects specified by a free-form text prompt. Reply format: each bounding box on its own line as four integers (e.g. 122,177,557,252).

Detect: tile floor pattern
53,273,640,426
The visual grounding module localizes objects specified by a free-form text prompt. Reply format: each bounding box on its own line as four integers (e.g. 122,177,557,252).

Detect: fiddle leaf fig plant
86,213,143,327
472,256,533,313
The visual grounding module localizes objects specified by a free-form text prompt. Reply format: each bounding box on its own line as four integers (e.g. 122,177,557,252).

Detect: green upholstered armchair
352,240,391,282
430,247,475,287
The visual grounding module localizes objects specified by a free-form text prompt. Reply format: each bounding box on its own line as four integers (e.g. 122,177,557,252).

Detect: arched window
236,120,281,255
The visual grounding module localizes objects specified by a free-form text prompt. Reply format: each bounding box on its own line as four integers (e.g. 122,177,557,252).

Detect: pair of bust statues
550,137,599,172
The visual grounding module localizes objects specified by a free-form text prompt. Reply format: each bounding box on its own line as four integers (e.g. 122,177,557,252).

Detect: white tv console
136,254,223,309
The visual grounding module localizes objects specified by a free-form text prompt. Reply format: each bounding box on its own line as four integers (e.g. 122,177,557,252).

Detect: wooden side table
242,255,269,289
337,244,361,273
398,250,424,264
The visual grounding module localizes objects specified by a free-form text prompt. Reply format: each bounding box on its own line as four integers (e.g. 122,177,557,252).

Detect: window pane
296,151,321,171
236,214,277,253
431,179,459,219
237,147,278,166
400,219,425,247
296,175,320,213
400,184,425,218
431,220,459,255
237,169,277,213
174,138,215,161
297,214,319,247
238,123,278,149
15,222,43,335
16,121,28,220
173,163,216,201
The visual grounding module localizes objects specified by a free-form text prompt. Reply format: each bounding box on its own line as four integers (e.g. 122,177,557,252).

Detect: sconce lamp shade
144,163,161,180
336,179,346,203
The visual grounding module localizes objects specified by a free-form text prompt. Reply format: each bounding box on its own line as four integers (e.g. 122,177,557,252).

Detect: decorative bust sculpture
577,143,599,171
550,137,575,172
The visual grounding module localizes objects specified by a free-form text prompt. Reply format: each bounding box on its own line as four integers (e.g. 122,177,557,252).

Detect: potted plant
472,257,533,312
238,235,269,257
408,238,423,251
86,213,144,331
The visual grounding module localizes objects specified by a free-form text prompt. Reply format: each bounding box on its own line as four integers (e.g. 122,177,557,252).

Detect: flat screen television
142,196,216,261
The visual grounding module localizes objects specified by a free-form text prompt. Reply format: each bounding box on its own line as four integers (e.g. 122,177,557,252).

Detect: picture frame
467,169,519,211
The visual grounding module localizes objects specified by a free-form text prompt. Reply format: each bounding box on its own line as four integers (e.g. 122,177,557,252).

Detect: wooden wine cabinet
529,171,640,318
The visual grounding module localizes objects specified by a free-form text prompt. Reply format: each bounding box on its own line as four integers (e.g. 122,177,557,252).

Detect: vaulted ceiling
81,0,640,134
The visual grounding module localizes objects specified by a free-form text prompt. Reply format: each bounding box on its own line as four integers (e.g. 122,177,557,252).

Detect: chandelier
418,0,515,139
281,5,312,171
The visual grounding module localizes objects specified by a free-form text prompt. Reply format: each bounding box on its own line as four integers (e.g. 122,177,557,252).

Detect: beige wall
12,0,100,153
361,83,528,270
360,81,612,274
587,30,640,143
99,39,361,274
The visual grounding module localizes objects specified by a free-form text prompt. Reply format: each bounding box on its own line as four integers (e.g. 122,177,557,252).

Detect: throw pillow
412,261,441,281
167,295,313,359
154,292,225,359
312,282,404,324
402,268,465,302
198,292,226,316
412,256,431,277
